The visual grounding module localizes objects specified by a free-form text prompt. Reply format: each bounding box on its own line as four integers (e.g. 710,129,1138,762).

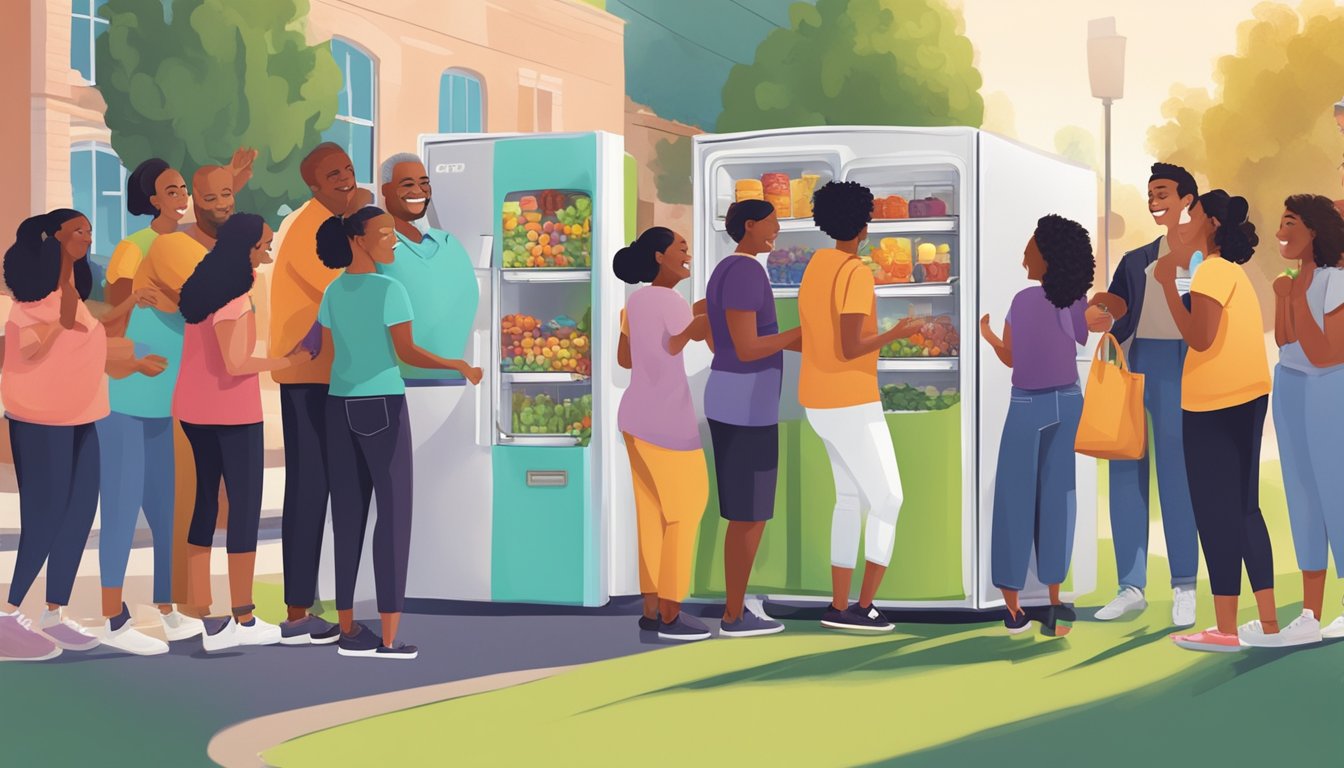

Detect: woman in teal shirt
315,206,482,660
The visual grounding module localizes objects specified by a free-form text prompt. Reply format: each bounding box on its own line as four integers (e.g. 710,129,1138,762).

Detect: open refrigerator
330,130,636,607
689,126,1099,610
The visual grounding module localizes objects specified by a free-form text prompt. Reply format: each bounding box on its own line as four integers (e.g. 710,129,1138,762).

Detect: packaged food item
735,179,764,202
764,193,791,219
909,197,948,218
767,246,813,285
926,244,952,282
761,172,790,196
790,178,813,218
890,247,914,283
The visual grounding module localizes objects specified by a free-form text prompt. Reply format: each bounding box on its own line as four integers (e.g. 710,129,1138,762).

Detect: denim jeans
1273,365,1344,575
1108,338,1199,590
96,413,174,604
991,384,1082,591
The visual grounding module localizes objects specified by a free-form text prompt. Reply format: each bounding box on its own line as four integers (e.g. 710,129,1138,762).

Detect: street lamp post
1088,18,1126,281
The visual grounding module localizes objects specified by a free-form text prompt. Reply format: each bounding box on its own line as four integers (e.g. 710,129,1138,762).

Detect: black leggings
1182,396,1273,597
182,422,264,554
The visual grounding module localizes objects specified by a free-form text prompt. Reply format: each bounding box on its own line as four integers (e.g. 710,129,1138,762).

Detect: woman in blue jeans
979,215,1123,636
315,206,482,660
1272,194,1344,643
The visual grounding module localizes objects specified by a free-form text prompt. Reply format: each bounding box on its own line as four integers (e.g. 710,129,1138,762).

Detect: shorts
708,419,778,523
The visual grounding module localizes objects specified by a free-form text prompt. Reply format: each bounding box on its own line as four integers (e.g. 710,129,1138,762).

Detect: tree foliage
717,0,983,132
95,0,341,226
652,135,693,205
1148,1,1344,292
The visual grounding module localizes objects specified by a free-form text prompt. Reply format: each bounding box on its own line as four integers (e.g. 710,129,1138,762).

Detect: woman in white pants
797,181,920,632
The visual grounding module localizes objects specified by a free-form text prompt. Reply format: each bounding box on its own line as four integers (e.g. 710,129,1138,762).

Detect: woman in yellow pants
615,226,712,641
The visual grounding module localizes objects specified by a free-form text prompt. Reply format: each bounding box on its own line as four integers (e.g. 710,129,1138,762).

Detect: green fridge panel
491,446,598,605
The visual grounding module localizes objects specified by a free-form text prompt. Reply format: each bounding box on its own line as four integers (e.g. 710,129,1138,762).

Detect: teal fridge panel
491,445,596,605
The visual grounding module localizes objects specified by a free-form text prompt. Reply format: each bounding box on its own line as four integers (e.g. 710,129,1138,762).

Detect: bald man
124,165,236,618
268,142,358,645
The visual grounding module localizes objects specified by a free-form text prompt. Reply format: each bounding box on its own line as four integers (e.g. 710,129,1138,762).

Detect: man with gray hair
376,152,480,383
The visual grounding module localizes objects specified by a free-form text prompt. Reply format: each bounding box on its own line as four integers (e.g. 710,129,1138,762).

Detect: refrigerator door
974,132,1099,609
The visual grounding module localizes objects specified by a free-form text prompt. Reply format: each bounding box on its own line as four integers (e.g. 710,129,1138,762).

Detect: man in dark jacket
1091,163,1202,628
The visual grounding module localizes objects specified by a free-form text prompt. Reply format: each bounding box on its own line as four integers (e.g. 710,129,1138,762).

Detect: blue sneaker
638,615,659,632
280,615,341,646
821,603,895,632
720,609,784,638
374,643,419,660
337,622,382,658
658,613,711,642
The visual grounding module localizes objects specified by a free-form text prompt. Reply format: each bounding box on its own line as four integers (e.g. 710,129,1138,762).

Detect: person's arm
389,323,482,383
979,315,1013,367
1274,275,1296,348
839,314,919,360
1157,257,1221,352
18,322,64,362
105,278,134,315
725,311,802,362
668,313,709,356
215,312,309,376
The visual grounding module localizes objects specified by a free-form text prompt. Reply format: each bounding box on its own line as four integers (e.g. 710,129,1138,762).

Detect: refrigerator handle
473,328,490,447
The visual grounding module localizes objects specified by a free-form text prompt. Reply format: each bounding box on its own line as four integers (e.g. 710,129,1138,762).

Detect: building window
70,143,151,291
71,0,111,83
439,70,485,133
322,38,377,184
517,70,563,133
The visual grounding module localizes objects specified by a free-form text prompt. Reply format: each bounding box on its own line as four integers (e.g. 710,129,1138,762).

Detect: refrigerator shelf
770,279,959,299
502,372,591,384
877,358,959,372
501,268,592,284
711,216,958,235
497,429,582,447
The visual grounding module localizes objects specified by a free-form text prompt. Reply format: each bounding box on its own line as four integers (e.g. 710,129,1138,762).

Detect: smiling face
1023,235,1046,280
741,211,781,254
1148,179,1193,228
54,215,92,261
311,149,357,215
251,223,275,269
356,214,398,265
1178,200,1220,249
151,168,189,223
1275,209,1314,263
193,167,236,231
655,232,692,284
382,161,431,223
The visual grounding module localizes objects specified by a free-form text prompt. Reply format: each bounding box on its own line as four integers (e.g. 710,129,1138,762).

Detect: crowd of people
0,143,481,662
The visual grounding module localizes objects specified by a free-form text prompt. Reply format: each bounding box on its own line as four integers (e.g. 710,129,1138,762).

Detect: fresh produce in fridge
875,195,909,219
511,392,594,445
501,192,592,269
501,313,592,375
879,314,960,357
766,246,813,285
926,245,952,283
909,197,948,218
880,383,960,412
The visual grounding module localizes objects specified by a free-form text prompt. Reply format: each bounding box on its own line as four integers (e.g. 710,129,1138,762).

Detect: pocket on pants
345,398,390,437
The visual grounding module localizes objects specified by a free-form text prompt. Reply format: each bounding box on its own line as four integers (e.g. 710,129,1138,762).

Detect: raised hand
230,147,259,189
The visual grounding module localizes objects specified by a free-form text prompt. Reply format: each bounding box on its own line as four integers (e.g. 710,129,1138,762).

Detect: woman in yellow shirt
1154,190,1279,653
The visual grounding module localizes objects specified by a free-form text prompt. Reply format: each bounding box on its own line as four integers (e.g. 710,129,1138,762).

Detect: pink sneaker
0,612,61,661
1172,627,1244,653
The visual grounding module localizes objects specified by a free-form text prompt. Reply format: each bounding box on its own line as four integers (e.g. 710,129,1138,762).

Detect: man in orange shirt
268,143,358,645
797,181,920,634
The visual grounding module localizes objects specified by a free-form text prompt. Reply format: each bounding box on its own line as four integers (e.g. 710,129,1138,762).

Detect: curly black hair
812,181,873,242
1034,214,1094,309
179,213,262,324
1283,194,1344,269
3,209,93,303
612,226,675,285
1197,189,1258,264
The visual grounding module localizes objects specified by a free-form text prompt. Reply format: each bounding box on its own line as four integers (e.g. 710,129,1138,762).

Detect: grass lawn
265,462,1343,767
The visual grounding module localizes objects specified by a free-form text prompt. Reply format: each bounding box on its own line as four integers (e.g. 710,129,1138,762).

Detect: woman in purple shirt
615,227,713,642
705,200,802,638
979,214,1124,636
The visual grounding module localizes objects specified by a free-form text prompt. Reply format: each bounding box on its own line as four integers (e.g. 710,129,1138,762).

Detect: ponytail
316,206,385,270
1198,190,1258,265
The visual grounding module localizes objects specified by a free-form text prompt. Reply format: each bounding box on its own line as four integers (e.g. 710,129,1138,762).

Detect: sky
954,0,1272,189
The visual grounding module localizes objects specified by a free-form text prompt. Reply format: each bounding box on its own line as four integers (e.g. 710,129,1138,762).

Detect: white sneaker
1094,586,1147,621
161,611,204,642
101,622,169,656
1238,619,1284,648
1322,614,1344,640
1171,586,1197,628
234,616,281,646
202,618,240,653
1277,610,1322,647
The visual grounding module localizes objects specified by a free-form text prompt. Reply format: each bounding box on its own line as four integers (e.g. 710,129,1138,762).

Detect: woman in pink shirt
174,213,311,653
0,209,166,662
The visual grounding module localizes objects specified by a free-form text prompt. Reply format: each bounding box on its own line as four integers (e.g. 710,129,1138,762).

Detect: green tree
652,136,693,205
1148,1,1344,299
717,0,983,132
96,0,341,225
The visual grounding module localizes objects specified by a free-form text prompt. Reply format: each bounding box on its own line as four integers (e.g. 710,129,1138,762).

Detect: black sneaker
657,613,711,642
638,615,659,632
374,643,419,660
821,603,895,632
280,615,341,646
1039,604,1076,638
337,622,382,657
1003,607,1032,635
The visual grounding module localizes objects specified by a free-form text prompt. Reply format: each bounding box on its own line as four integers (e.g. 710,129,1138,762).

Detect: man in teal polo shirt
377,152,480,378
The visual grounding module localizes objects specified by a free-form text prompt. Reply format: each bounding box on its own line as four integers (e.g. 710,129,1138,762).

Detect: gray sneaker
0,613,61,661
658,613,712,642
280,615,341,646
720,609,785,638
